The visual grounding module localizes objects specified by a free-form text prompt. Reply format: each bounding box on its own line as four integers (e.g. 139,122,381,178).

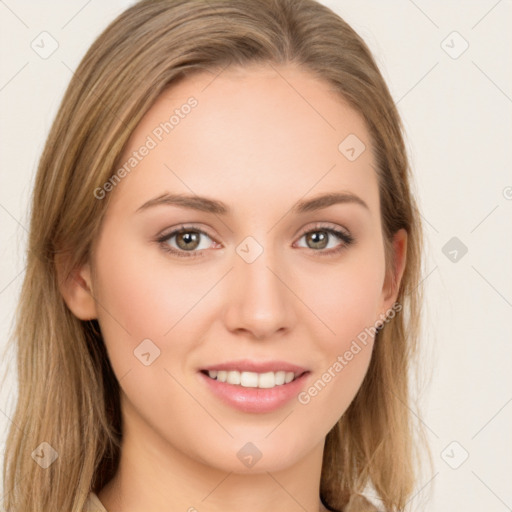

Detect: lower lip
198,371,310,413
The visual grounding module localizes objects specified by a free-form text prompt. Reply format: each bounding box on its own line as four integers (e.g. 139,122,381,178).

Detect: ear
379,228,407,315
55,255,98,320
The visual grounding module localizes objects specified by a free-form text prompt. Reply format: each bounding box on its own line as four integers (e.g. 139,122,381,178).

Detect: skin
61,63,406,512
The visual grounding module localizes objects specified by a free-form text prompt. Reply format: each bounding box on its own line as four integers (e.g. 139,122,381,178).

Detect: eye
157,225,218,258
156,222,355,259
294,223,355,256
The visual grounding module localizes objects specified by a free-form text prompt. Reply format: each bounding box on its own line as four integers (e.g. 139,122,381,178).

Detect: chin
189,432,319,475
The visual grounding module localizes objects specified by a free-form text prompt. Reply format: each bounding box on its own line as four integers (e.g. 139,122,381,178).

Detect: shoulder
83,492,109,512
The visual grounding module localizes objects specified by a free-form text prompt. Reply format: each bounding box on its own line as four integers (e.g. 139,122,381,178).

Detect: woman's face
80,63,405,474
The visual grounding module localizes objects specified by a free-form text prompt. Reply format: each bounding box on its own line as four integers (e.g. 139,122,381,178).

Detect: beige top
84,492,108,512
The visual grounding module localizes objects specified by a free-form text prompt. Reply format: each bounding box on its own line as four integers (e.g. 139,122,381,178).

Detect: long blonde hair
2,1,429,510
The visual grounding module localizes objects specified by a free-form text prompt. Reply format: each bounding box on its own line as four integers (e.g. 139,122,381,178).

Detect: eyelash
156,223,355,259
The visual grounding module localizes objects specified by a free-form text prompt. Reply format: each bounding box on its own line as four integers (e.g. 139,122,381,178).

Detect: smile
198,361,310,413
203,369,303,389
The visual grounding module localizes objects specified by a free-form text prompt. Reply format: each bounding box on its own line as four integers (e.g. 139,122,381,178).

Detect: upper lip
201,359,308,374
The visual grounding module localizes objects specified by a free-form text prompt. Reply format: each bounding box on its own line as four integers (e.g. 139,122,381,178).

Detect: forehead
109,63,378,218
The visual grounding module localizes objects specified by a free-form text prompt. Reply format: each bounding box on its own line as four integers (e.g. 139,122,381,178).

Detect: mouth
198,360,310,413
200,369,307,389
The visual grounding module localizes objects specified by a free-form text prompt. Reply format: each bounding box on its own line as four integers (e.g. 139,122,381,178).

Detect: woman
2,0,429,511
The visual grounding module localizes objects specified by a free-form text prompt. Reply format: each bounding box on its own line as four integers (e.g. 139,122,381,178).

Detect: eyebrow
136,191,369,215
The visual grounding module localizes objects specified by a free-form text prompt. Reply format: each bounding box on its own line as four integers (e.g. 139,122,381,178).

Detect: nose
222,243,297,341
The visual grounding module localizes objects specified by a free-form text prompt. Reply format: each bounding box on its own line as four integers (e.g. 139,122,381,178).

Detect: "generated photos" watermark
297,301,402,405
94,96,198,200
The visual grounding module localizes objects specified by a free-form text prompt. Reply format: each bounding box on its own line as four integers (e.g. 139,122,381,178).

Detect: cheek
91,231,224,393
295,248,384,416
92,231,215,339
90,233,166,379
297,278,378,431
304,247,386,350
91,237,208,428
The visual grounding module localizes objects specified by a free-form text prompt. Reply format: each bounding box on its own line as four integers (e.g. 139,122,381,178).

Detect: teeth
207,370,300,388
226,371,241,385
274,371,286,385
240,371,258,387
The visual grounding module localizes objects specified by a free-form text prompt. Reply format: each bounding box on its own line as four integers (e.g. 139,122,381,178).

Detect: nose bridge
224,234,295,338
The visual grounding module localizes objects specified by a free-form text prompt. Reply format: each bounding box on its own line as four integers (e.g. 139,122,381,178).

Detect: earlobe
55,255,98,320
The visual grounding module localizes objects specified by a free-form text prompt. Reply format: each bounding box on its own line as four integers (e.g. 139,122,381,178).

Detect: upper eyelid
158,224,216,242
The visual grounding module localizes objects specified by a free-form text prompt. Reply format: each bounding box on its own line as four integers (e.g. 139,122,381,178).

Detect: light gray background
1,1,511,510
